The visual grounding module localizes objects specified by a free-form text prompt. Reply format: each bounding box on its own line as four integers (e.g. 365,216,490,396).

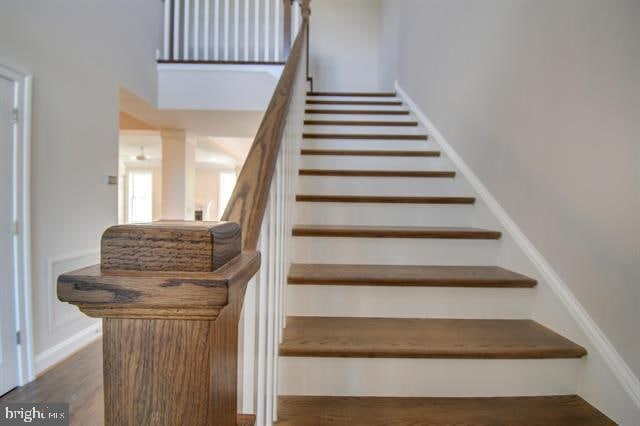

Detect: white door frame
0,63,34,386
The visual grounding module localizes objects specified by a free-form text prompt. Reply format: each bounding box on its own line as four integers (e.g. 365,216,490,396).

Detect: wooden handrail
222,18,309,250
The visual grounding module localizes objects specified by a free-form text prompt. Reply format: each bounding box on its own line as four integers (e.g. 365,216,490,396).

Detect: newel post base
57,222,260,426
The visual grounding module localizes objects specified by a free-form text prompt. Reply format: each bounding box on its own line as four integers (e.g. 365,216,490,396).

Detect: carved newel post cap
101,221,241,272
57,221,260,320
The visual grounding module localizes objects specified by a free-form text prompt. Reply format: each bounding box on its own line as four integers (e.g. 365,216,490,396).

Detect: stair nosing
307,91,397,97
292,225,501,239
306,100,403,106
305,109,411,115
303,133,428,140
287,264,537,288
295,195,475,204
298,169,455,178
300,149,441,157
304,120,419,127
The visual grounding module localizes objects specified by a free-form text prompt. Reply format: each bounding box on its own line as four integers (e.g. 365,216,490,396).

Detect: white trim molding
34,322,102,375
0,64,34,386
395,81,640,417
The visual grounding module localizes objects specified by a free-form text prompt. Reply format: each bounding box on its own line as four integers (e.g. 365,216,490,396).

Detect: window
128,170,153,223
218,171,237,218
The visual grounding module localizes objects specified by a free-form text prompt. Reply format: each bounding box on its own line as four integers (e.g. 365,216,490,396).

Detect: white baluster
271,156,282,422
234,0,240,60
265,182,277,424
214,0,220,60
173,0,181,60
224,0,230,60
255,218,269,426
254,0,260,61
163,0,171,59
239,276,256,413
194,0,200,60
184,0,190,60
264,0,270,61
293,1,300,40
244,0,250,61
274,0,281,61
204,0,210,60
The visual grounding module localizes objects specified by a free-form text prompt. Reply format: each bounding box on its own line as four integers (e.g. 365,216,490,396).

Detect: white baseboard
394,81,640,415
34,322,102,375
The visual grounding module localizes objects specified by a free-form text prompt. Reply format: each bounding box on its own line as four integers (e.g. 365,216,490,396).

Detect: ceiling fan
134,146,150,161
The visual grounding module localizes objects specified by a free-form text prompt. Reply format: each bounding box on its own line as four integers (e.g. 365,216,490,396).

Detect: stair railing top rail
222,15,309,250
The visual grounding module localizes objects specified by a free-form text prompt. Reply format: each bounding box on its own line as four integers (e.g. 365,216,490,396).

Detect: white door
0,75,19,396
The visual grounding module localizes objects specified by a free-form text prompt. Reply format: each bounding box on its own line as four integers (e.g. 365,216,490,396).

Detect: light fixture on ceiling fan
135,146,149,161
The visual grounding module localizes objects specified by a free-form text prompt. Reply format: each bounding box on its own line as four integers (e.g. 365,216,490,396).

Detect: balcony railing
161,0,303,64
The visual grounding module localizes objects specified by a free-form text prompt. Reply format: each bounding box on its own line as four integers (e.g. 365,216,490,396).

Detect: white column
161,130,196,220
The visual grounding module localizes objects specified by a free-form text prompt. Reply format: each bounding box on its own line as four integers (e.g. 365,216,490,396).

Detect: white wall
381,0,640,418
0,1,162,373
309,0,384,92
158,64,282,111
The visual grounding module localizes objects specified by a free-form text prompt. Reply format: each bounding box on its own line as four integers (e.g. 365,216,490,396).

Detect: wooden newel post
57,222,260,426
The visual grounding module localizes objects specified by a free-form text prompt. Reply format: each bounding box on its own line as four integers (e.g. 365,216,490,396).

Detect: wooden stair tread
296,195,474,204
307,100,402,106
299,169,454,177
303,133,428,140
287,264,537,288
237,414,256,426
300,149,440,157
279,317,587,359
307,91,397,97
275,395,613,425
304,120,418,126
292,225,501,239
306,109,410,115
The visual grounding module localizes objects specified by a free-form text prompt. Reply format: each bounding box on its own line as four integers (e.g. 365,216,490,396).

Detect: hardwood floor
0,340,255,426
0,340,103,426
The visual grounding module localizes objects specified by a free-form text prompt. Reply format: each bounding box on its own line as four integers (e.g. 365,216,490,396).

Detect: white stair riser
305,113,414,121
279,357,580,397
300,155,451,171
297,176,471,196
302,139,438,151
295,204,475,227
304,125,426,134
292,237,500,265
286,285,533,319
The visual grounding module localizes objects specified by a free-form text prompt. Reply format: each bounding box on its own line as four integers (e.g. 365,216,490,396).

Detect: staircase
275,92,614,424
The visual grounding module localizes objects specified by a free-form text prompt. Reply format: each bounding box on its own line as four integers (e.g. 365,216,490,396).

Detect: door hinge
16,331,21,345
11,220,19,236
12,108,18,124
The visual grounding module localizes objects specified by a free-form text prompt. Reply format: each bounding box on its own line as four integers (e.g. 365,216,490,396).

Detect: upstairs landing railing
160,0,304,64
